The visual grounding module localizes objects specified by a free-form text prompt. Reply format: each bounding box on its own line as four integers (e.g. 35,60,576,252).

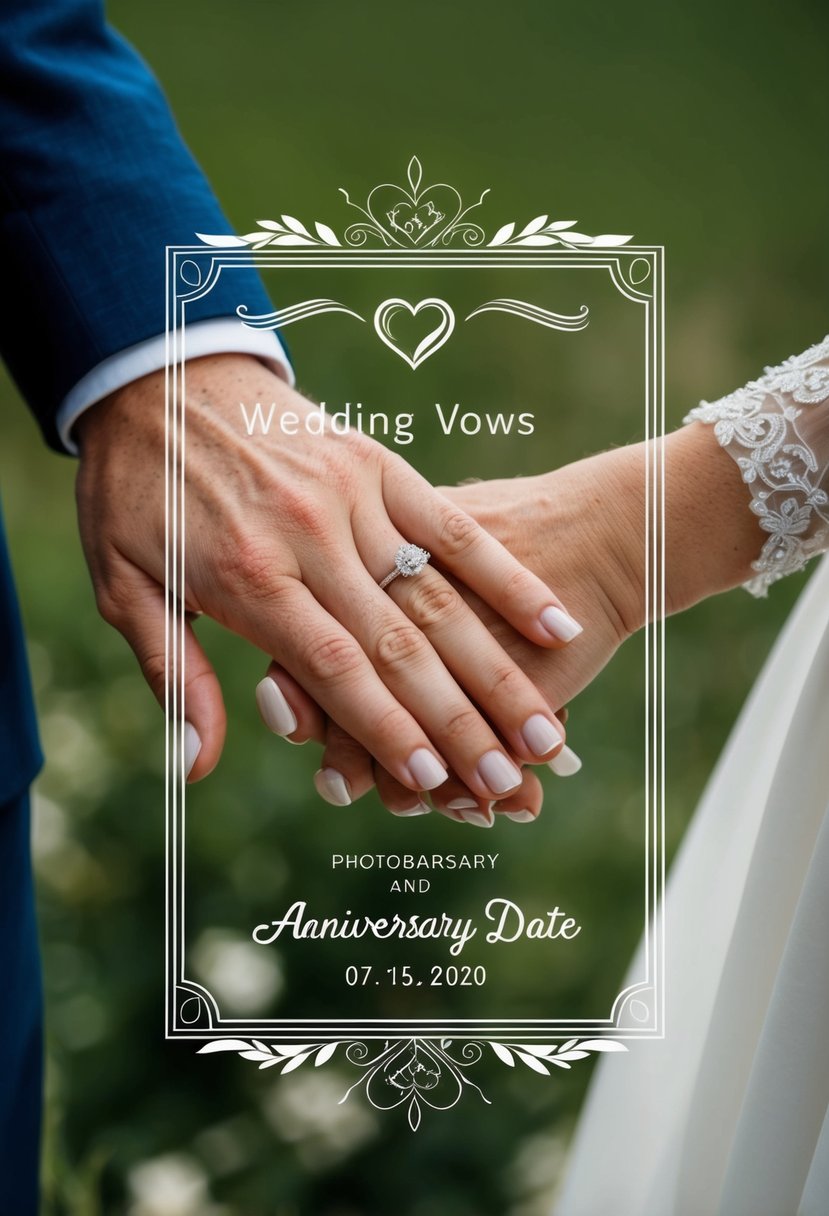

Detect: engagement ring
379,542,431,590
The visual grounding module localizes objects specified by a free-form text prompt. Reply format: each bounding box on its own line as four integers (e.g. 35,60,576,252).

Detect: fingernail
477,751,522,795
540,605,583,642
504,809,537,823
406,749,448,791
458,806,495,829
548,745,582,777
390,801,432,817
255,676,298,736
521,713,564,757
314,768,352,806
183,721,201,779
447,797,480,811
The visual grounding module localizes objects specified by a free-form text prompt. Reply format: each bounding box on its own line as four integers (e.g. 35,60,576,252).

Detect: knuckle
375,704,414,750
94,586,118,625
502,564,537,603
218,539,297,610
94,581,128,627
282,488,330,540
437,508,481,558
140,649,168,693
374,622,427,672
219,535,276,594
304,632,364,684
404,578,460,630
487,663,526,701
441,706,482,744
185,668,217,703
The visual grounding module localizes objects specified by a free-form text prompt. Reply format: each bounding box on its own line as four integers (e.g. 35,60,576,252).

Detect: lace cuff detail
684,335,829,596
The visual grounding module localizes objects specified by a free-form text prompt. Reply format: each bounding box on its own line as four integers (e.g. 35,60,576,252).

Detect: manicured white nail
391,801,432,817
477,751,522,795
548,745,582,777
314,768,352,806
183,721,201,779
504,809,537,823
521,714,564,757
255,676,298,736
458,806,494,829
447,797,480,811
406,749,448,791
540,605,583,642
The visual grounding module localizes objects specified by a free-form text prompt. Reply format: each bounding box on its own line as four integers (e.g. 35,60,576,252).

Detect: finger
352,520,567,765
491,769,545,823
225,579,450,794
96,564,226,782
548,741,583,777
384,469,583,647
315,719,377,807
257,663,325,745
374,764,433,819
382,561,568,764
304,550,526,801
427,775,494,829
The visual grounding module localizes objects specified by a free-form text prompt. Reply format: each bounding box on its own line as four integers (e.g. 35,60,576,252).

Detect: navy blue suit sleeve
0,0,273,451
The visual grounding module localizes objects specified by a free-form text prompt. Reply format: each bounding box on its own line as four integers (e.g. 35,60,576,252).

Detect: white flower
769,457,793,478
758,497,813,536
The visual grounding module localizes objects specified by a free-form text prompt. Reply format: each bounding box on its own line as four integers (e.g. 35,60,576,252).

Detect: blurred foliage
1,0,827,1212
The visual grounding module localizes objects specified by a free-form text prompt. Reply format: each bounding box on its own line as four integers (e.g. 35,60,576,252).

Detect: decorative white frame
164,160,665,1122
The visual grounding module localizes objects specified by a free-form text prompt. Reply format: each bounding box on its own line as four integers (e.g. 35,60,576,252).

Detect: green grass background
1,1,827,1212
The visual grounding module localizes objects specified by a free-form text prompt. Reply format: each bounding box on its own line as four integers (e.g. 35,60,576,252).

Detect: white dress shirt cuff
56,318,294,455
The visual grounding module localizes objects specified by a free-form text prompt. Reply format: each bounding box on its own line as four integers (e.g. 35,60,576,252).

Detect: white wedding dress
556,338,829,1216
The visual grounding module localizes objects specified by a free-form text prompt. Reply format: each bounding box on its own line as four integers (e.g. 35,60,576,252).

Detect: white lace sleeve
683,335,829,596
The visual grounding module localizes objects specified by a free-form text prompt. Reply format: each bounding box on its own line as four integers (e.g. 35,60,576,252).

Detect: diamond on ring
379,542,431,590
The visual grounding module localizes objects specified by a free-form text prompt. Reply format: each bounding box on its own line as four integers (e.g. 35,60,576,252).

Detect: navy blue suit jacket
0,0,274,800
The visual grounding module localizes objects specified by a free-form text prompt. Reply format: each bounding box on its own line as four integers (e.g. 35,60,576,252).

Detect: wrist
663,423,761,613
565,426,762,629
74,353,274,455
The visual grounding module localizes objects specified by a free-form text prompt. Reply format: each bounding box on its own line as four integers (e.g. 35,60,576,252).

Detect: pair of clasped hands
74,354,758,828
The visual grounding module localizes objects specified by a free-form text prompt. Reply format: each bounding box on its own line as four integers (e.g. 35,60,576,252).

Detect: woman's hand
265,423,763,823
75,353,578,794
262,442,647,819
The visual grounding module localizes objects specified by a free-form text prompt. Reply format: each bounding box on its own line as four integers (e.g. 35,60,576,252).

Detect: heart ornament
373,298,455,370
366,183,462,247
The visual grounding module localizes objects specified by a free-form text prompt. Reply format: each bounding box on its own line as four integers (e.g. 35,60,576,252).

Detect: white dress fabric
555,339,829,1216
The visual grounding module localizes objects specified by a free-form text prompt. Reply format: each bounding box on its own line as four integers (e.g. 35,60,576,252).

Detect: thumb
98,565,226,782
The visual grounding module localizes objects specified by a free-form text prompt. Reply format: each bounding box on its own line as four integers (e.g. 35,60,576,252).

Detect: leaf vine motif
488,217,632,248
488,1037,628,1072
197,1036,627,1128
197,216,341,250
198,1037,339,1070
196,158,634,251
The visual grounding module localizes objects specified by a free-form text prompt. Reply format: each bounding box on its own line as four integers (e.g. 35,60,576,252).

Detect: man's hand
74,353,579,795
